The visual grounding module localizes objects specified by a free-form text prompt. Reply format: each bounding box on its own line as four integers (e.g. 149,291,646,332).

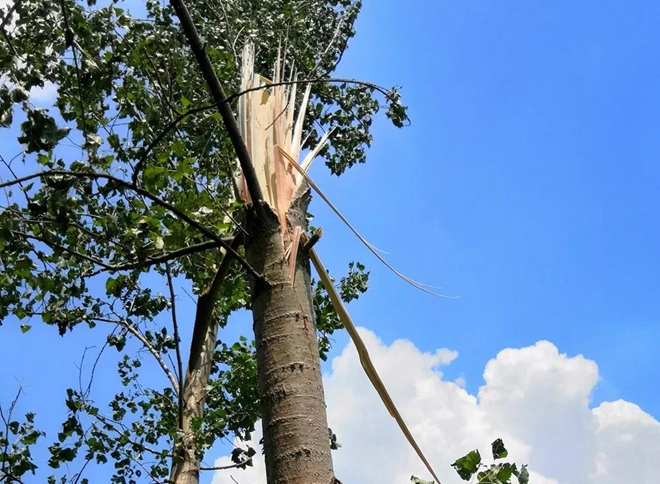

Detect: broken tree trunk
171,238,241,484
246,193,334,484
237,44,336,484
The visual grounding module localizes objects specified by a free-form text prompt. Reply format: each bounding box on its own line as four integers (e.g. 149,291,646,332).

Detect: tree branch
0,171,266,284
168,0,263,204
0,0,22,31
133,76,407,185
85,239,235,276
186,233,242,373
94,317,180,395
165,261,184,432
13,230,116,270
199,458,252,471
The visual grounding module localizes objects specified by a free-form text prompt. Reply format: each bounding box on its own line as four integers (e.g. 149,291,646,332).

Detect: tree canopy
0,0,409,481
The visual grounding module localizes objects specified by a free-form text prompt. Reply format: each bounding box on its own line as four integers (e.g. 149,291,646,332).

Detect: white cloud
212,330,660,484
28,82,58,104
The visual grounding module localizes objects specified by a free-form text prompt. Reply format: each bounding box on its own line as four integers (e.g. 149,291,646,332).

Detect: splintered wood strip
285,75,298,152
287,156,450,297
298,127,334,184
291,84,311,163
273,145,296,241
287,225,302,283
306,244,442,484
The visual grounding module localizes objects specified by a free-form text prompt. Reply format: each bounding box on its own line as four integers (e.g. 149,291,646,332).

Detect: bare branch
165,261,184,431
199,458,252,471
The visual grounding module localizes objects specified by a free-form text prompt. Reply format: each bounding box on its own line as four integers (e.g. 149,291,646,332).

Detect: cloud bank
212,329,659,484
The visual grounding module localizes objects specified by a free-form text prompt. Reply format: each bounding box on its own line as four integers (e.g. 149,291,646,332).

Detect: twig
165,261,184,431
0,0,22,31
94,317,179,394
0,386,23,480
133,76,407,184
90,413,165,457
0,0,22,57
285,150,451,298
13,230,115,270
199,458,252,471
72,455,93,484
85,238,235,277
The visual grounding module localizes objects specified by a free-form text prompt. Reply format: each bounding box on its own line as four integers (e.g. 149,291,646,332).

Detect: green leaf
491,438,508,460
10,87,30,103
495,463,516,482
518,465,529,484
411,477,434,484
452,450,482,481
20,324,32,333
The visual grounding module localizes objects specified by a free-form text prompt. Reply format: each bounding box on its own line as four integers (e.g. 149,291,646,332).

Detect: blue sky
310,0,660,417
1,1,659,482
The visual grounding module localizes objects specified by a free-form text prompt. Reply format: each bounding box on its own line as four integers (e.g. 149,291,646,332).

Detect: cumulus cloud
212,330,660,484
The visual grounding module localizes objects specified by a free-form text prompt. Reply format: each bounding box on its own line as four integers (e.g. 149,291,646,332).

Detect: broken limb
306,240,442,484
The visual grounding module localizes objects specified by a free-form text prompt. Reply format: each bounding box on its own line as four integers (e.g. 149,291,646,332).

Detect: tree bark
171,238,240,484
246,188,335,484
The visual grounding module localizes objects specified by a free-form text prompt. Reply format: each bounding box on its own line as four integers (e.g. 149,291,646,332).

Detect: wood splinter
301,228,323,252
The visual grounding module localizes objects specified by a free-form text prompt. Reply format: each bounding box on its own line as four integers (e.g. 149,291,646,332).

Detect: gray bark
246,188,335,484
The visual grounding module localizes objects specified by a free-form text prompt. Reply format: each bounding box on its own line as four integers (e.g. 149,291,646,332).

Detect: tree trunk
171,239,239,484
246,189,335,484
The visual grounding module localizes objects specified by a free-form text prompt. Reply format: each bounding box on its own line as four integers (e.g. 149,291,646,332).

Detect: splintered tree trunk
246,190,335,484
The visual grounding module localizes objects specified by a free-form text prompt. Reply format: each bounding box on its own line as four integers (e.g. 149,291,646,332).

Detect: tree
0,0,407,483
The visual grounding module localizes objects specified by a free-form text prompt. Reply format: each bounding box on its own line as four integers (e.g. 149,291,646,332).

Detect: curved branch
133,76,407,185
94,317,179,394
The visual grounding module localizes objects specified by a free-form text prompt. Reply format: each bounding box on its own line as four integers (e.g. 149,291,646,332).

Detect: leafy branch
0,171,263,283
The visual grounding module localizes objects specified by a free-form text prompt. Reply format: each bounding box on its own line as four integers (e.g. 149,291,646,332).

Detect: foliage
0,0,407,480
0,391,46,482
410,439,529,484
450,439,529,484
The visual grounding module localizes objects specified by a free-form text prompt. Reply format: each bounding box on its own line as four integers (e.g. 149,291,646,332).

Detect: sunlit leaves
450,440,529,484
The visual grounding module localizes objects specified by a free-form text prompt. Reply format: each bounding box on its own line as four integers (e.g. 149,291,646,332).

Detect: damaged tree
0,0,413,483
238,45,337,483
